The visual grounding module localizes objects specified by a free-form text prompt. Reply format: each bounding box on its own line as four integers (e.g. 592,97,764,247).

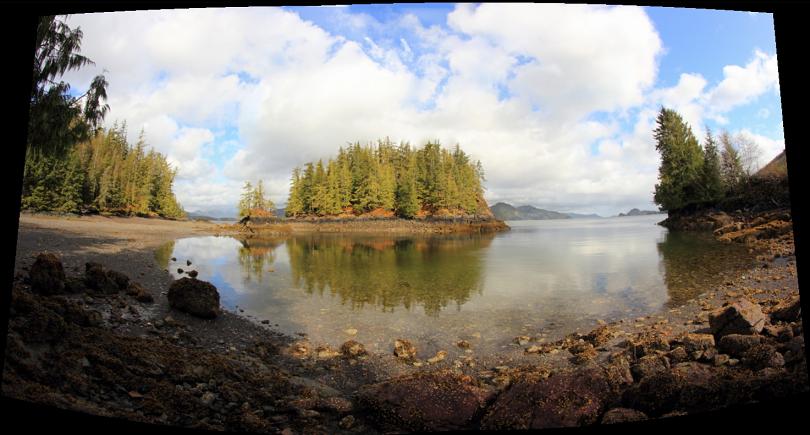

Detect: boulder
622,371,684,417
770,296,801,323
29,253,66,295
357,370,494,431
600,408,648,424
717,334,762,358
393,339,417,360
630,355,670,380
675,333,715,353
126,282,154,303
584,325,613,347
482,366,612,430
709,299,768,337
187,270,199,278
105,269,130,291
64,276,87,294
742,344,785,370
340,340,367,358
84,262,119,294
167,277,220,318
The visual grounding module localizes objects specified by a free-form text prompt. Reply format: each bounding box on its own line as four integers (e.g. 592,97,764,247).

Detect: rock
601,408,648,424
201,391,216,406
84,263,119,294
315,346,341,359
667,347,689,364
29,253,66,295
569,342,598,365
394,339,417,360
630,355,670,380
344,328,358,336
126,282,154,303
357,370,494,431
713,354,730,366
261,319,270,324
187,270,199,278
167,277,220,318
290,341,310,358
624,332,670,358
675,333,715,353
584,325,613,347
717,334,762,358
603,355,634,389
762,324,794,342
622,371,682,417
316,396,354,414
187,260,192,266
514,335,531,346
482,366,612,430
456,340,471,349
709,299,768,337
742,344,785,370
177,268,184,274
105,269,130,291
339,415,355,429
427,350,447,364
171,257,177,262
770,296,801,323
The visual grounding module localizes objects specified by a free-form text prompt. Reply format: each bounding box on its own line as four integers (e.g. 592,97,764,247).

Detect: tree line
653,107,767,212
22,124,185,218
284,139,486,219
21,15,185,219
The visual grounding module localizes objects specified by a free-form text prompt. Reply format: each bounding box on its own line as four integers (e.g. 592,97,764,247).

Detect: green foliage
286,139,485,218
653,108,705,211
719,131,745,190
238,179,276,217
698,128,724,203
21,125,184,218
28,15,109,157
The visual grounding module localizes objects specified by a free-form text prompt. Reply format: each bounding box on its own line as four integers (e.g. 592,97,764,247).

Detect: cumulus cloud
55,5,783,217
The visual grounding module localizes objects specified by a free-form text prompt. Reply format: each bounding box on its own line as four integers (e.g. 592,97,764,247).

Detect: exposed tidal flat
5,211,807,433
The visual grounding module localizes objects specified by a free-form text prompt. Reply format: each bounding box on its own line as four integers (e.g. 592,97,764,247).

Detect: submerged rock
709,299,768,338
357,370,494,431
29,253,66,295
167,277,220,319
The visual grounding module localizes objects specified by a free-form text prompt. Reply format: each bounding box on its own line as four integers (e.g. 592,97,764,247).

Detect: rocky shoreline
215,216,510,236
3,211,807,433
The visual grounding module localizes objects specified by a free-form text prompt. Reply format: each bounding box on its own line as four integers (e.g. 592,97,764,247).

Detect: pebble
344,328,358,336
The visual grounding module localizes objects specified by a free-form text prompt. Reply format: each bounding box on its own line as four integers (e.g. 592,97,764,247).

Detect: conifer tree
699,128,724,203
652,108,704,211
719,130,745,190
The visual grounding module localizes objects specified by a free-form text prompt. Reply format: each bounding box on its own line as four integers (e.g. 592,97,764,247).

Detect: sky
59,4,784,218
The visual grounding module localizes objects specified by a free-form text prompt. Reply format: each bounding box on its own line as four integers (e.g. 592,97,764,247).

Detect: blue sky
63,4,784,217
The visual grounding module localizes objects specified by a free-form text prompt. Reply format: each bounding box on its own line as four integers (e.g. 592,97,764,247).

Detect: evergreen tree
238,181,253,218
652,108,704,211
719,131,745,190
286,168,305,217
699,128,724,203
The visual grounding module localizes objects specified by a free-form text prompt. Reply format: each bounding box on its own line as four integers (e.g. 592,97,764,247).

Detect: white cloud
707,50,780,113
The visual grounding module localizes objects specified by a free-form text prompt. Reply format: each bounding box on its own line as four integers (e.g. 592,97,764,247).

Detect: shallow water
157,215,754,355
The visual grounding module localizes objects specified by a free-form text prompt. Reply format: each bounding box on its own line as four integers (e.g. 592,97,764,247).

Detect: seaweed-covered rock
126,282,154,303
29,253,66,295
709,299,768,338
742,344,785,370
105,269,130,291
770,296,801,323
84,262,119,294
340,340,366,358
717,334,762,358
167,277,220,319
676,333,716,353
357,370,493,431
631,355,670,380
482,366,612,430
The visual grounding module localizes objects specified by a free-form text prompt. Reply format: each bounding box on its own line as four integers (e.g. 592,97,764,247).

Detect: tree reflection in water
236,238,284,284
284,234,495,316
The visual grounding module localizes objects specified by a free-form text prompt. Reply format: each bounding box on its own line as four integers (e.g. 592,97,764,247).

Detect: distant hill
186,212,236,221
491,202,571,221
618,208,663,217
755,150,787,179
565,212,602,219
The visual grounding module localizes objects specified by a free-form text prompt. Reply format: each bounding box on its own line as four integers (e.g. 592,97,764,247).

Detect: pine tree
719,131,745,190
238,181,253,218
653,108,705,211
286,168,305,217
697,128,724,203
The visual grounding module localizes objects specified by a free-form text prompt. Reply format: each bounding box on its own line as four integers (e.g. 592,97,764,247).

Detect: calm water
156,215,754,355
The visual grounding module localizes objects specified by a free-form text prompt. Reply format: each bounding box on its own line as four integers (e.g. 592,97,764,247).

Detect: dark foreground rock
167,277,220,318
481,366,617,430
29,253,66,295
600,407,648,424
357,370,494,431
85,262,123,294
709,299,768,338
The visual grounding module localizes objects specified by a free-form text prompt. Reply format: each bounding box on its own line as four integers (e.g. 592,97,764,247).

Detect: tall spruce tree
699,128,724,203
653,108,704,211
719,131,745,190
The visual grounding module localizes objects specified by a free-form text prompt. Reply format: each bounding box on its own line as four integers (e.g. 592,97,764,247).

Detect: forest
21,124,185,218
285,139,486,219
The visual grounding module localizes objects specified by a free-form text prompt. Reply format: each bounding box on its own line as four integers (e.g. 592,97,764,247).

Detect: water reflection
237,238,283,284
286,234,492,315
656,230,754,306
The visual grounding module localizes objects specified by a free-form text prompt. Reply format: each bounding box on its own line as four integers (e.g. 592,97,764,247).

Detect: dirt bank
3,211,807,433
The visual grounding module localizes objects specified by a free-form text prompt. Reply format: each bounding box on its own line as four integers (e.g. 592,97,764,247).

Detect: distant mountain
618,208,663,217
565,212,602,219
491,202,571,221
186,212,236,221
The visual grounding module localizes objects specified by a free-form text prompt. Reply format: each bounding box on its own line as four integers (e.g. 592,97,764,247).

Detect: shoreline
4,211,806,432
